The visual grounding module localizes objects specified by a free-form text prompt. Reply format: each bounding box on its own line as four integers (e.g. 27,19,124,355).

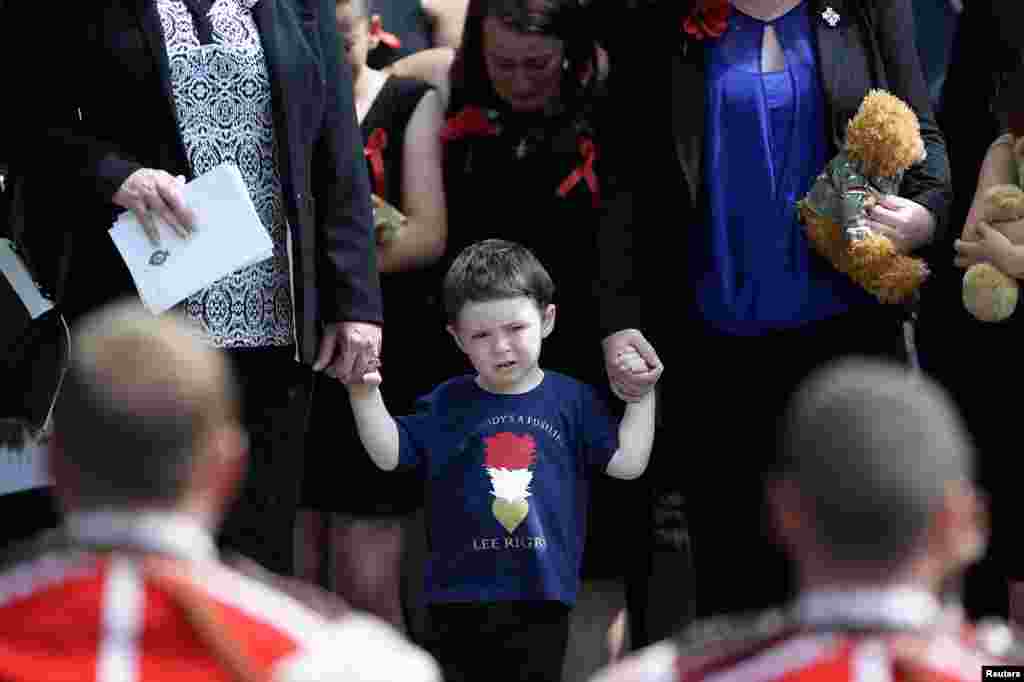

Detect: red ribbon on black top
557,136,600,208
364,128,388,198
440,106,500,144
377,30,401,50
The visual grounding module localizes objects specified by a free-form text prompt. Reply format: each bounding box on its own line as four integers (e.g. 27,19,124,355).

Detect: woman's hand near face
113,168,196,246
865,194,935,254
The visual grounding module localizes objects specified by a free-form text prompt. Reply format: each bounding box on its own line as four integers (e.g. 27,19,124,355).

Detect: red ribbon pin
557,136,600,208
364,128,388,198
440,106,500,144
377,30,401,50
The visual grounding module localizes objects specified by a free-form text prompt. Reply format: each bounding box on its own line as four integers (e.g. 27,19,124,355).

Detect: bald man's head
54,301,240,509
777,357,975,570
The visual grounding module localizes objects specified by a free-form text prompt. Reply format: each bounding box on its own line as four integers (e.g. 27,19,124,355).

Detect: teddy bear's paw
963,262,1019,322
874,257,929,304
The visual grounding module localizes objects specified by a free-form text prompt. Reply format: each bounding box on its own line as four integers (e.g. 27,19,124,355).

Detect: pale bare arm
378,89,447,274
347,383,400,471
421,0,468,49
384,47,455,108
964,135,1017,238
604,391,655,480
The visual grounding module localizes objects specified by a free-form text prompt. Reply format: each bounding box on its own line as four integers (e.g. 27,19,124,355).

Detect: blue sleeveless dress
695,2,874,336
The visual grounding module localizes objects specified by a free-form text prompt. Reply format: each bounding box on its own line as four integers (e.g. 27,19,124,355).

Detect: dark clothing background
912,0,959,111
218,347,313,576
686,305,908,616
427,601,571,682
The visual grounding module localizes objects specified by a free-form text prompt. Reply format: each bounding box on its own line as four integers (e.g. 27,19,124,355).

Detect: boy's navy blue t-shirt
395,371,618,606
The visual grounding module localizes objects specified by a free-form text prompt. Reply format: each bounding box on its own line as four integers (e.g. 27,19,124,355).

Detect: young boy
346,239,657,682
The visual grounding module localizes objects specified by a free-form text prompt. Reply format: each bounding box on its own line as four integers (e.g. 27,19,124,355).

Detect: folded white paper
0,239,54,320
109,163,274,315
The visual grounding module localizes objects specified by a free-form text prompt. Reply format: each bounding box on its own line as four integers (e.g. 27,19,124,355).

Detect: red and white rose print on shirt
484,433,537,533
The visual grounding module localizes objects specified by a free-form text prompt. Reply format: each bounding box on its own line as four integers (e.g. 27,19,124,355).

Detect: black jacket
7,0,380,363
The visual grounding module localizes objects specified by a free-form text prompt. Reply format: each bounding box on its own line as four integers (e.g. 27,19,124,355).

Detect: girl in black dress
297,0,446,632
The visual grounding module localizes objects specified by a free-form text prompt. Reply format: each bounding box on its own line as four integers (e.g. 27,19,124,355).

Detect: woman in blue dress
591,0,951,617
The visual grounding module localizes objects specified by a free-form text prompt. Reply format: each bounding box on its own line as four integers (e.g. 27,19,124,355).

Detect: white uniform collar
65,510,217,562
794,586,944,632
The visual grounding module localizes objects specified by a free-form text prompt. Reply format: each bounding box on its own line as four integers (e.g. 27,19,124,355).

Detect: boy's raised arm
347,382,401,471
605,390,655,480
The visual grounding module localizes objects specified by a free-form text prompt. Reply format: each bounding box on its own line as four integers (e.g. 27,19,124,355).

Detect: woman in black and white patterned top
10,0,383,576
160,0,295,348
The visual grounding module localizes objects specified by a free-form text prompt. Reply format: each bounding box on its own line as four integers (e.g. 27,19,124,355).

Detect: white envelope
108,163,274,315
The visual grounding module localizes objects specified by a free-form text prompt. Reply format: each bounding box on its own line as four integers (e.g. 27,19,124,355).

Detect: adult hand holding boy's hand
314,322,383,384
603,329,663,402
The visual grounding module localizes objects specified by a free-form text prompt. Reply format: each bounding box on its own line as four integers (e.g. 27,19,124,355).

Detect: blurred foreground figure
0,301,439,682
593,357,1023,682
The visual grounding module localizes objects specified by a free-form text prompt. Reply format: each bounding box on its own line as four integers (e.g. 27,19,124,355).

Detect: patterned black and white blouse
158,0,294,348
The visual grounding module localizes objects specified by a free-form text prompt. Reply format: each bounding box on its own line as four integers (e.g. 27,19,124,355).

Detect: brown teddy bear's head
845,90,926,180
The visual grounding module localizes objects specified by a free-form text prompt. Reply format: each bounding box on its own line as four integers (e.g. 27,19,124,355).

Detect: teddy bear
960,136,1024,323
797,89,930,305
372,194,407,246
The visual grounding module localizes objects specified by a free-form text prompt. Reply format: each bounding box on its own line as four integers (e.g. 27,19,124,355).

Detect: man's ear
541,304,556,338
935,480,989,570
193,425,248,521
766,478,810,554
447,324,465,353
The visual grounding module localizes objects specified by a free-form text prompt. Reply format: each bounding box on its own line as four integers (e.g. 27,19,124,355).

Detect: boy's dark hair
443,239,555,323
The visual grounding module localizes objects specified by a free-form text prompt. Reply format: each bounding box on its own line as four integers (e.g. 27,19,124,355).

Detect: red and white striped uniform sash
676,619,1010,682
0,549,328,682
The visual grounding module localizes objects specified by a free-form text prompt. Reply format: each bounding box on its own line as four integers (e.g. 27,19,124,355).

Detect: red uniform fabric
0,551,325,682
593,589,1023,682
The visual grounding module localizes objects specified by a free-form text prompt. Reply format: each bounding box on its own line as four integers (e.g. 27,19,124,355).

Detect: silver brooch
149,249,170,266
821,6,840,27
